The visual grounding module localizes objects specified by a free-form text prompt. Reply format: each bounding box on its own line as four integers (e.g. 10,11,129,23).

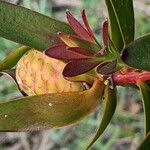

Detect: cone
16,49,85,96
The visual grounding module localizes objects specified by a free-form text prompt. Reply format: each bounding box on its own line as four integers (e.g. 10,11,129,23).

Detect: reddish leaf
66,10,94,42
97,60,117,75
68,47,95,56
102,19,108,46
63,59,100,77
45,44,91,61
82,10,95,40
58,32,100,52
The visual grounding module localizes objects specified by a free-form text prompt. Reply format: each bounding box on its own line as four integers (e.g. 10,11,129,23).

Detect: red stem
112,69,150,85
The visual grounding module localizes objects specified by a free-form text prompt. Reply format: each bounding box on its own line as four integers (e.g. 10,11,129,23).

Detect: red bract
63,59,100,77
45,10,108,77
102,19,109,46
66,10,96,43
45,44,92,61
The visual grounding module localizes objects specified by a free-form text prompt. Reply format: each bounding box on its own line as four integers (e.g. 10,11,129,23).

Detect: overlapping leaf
0,1,74,50
121,34,150,71
58,32,100,51
102,19,109,46
109,0,134,45
97,60,117,75
137,81,150,135
105,0,134,50
0,79,104,131
45,45,93,61
86,84,117,149
63,59,101,77
105,0,123,50
0,46,31,71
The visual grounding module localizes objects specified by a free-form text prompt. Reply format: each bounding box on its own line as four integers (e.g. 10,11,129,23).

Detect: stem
112,69,150,85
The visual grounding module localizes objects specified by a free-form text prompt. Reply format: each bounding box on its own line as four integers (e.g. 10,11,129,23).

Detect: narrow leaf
109,0,134,45
58,32,101,51
102,19,108,46
0,1,74,50
66,10,94,42
45,45,91,61
97,60,117,75
82,10,95,40
68,47,94,56
121,34,150,71
105,0,123,51
0,79,104,131
65,74,95,85
137,81,150,135
138,131,150,150
0,46,31,71
86,84,117,149
63,59,100,77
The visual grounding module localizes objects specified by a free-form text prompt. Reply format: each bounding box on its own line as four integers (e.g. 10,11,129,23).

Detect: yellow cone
16,49,85,95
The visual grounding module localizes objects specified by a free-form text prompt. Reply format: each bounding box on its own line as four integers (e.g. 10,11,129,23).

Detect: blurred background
0,0,150,149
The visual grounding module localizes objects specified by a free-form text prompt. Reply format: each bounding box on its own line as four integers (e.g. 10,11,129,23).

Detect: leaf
138,131,150,150
81,10,96,41
0,79,104,131
45,45,92,61
121,34,150,71
102,19,108,46
105,0,134,50
65,74,94,85
96,60,117,75
137,81,150,135
66,10,94,42
63,59,100,77
68,47,95,56
105,0,123,51
65,70,99,85
86,84,117,149
0,1,74,50
109,0,134,46
58,32,101,51
0,46,31,71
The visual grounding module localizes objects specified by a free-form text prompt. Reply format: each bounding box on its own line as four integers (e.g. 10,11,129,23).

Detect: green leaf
105,0,123,51
121,34,150,71
0,79,104,131
65,72,96,85
0,46,31,71
138,131,150,150
0,1,74,51
109,0,134,45
86,84,117,149
137,81,150,135
105,0,134,50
